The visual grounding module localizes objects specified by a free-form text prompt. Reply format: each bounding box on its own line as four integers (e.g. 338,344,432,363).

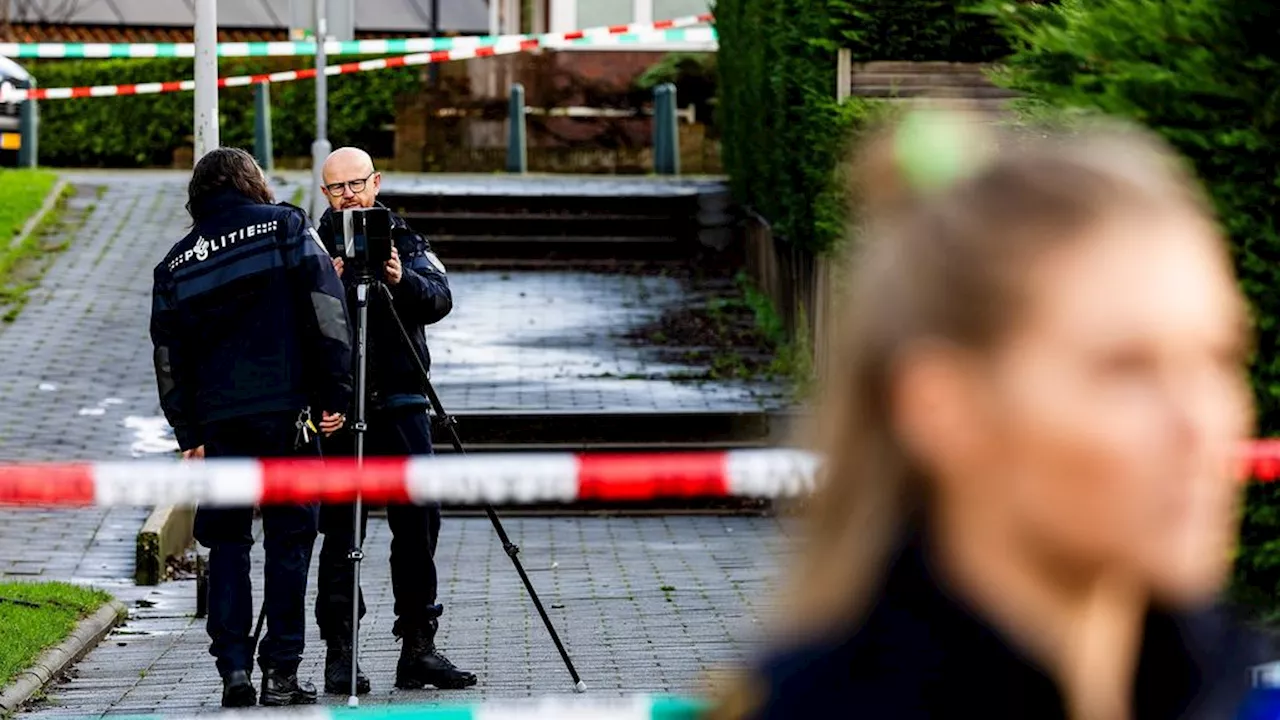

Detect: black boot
394,618,477,690
259,667,319,706
324,638,371,695
221,670,256,708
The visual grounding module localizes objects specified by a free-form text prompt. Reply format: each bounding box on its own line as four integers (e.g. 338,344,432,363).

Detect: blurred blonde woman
718,112,1274,720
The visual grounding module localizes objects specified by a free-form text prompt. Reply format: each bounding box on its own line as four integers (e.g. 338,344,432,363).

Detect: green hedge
834,0,1009,63
28,58,423,167
988,0,1280,615
717,0,876,255
716,0,1005,256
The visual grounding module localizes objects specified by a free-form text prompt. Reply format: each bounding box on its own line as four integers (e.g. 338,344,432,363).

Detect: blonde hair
712,113,1220,719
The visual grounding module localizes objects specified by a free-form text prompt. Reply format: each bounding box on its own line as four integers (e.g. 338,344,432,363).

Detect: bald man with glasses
312,148,475,695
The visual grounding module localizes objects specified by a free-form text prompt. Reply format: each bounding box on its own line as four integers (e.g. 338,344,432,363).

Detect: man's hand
384,246,401,286
320,411,345,436
182,446,205,460
332,256,345,278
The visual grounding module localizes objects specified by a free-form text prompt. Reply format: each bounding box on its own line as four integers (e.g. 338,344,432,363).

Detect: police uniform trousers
193,412,319,678
315,404,443,641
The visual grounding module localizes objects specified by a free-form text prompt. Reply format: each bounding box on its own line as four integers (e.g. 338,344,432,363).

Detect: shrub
634,52,719,132
988,0,1280,615
717,0,1007,256
833,0,1010,63
27,57,423,167
716,0,880,255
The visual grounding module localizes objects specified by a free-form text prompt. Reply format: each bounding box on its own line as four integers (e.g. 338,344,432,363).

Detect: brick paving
20,515,790,716
0,176,177,589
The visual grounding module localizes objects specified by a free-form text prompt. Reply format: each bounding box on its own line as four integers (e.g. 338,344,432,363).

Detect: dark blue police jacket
747,529,1276,720
150,189,354,450
316,204,451,410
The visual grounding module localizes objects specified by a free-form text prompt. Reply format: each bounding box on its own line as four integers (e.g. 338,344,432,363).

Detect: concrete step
380,191,701,219
855,96,1016,114
851,84,1018,100
439,498,773,516
429,235,692,261
853,72,1001,89
380,188,720,261
403,211,694,241
434,409,797,449
856,61,999,74
444,257,692,271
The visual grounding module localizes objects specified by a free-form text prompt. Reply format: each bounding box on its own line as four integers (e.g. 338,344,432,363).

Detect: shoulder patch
424,251,447,275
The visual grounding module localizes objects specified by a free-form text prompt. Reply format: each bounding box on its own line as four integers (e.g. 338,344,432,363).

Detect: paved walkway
433,271,784,411
0,172,791,715
21,515,788,716
0,177,169,589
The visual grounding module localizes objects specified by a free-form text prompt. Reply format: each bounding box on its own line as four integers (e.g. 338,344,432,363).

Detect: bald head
321,147,380,211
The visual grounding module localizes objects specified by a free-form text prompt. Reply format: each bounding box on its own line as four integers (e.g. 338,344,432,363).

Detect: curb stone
135,505,194,586
7,179,69,252
0,599,127,715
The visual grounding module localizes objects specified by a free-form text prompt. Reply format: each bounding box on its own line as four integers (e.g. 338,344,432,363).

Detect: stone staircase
849,61,1018,117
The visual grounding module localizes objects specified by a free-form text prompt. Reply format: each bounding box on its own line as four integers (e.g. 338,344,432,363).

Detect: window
652,0,711,19
576,0,633,27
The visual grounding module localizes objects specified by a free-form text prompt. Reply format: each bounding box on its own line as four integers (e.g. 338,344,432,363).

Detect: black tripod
334,269,584,703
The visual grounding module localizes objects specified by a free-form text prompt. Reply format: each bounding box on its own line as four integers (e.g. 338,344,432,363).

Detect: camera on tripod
339,207,394,280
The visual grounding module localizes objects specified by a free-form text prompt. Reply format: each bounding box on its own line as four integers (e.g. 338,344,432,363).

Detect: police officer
150,147,354,708
313,147,476,694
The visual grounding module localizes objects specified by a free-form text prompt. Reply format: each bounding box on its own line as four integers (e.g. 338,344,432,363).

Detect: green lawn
0,169,57,249
0,582,112,686
0,170,67,323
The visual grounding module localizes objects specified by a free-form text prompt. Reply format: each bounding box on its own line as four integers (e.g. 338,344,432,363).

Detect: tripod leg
482,503,584,691
375,282,586,691
439,420,584,691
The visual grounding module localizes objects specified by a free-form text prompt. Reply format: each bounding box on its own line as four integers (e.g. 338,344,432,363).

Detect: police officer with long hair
714,114,1273,719
150,147,354,708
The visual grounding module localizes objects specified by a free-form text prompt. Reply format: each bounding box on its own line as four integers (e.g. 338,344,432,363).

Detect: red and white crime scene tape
0,450,819,507
0,16,714,103
4,443,1280,507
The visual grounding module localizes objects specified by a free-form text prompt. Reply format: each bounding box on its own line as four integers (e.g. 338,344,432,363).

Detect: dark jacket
150,190,354,450
316,204,451,409
749,531,1274,720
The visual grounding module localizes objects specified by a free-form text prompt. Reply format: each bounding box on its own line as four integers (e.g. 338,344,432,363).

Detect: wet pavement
432,271,785,412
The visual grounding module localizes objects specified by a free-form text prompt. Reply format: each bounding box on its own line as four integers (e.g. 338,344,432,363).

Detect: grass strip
0,581,112,687
0,170,72,323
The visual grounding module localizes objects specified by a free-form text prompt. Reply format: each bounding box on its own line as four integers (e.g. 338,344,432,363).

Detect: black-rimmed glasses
324,171,377,197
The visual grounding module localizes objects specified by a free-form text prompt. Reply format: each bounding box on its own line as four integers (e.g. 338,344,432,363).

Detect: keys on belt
295,407,319,448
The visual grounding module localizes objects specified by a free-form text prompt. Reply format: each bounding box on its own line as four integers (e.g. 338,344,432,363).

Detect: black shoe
259,668,318,706
394,619,477,690
324,640,371,695
221,670,256,708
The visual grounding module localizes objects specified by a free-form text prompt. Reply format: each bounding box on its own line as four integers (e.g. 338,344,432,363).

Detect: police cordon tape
110,696,704,720
0,27,715,103
0,13,714,59
0,449,819,507
4,442,1280,507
